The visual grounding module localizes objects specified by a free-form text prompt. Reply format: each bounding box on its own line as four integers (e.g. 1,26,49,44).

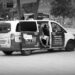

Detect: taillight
10,34,15,40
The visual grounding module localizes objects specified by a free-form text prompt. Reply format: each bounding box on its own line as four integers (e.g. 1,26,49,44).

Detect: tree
0,3,4,17
34,0,40,19
17,0,21,19
22,3,36,13
22,0,40,19
50,0,73,18
0,3,10,19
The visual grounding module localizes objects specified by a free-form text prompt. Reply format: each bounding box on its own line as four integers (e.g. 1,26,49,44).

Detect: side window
51,22,66,33
16,22,37,32
0,23,11,33
16,23,20,32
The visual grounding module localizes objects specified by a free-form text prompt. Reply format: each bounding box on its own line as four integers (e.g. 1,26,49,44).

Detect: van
0,20,75,55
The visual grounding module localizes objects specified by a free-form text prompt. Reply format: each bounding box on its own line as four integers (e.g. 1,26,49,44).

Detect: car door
0,23,11,48
19,21,40,50
51,22,65,47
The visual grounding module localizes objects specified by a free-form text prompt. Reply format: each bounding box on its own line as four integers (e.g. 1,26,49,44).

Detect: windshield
16,22,37,32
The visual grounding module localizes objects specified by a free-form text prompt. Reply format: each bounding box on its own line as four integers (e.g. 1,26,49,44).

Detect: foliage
50,0,74,18
22,3,36,13
0,3,10,19
22,0,40,19
0,3,4,16
0,9,10,19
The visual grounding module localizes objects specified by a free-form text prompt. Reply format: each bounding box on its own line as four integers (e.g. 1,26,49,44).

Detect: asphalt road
0,50,75,75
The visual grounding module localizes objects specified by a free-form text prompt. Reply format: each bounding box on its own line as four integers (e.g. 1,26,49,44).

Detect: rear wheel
48,49,54,52
21,50,32,56
3,51,13,55
65,40,75,51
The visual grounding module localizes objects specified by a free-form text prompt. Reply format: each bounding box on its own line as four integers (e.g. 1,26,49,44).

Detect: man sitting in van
40,23,49,47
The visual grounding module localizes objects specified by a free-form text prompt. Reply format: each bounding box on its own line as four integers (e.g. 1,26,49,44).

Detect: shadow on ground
1,49,73,57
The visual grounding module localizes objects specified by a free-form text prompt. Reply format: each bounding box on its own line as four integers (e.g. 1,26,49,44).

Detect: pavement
0,50,75,75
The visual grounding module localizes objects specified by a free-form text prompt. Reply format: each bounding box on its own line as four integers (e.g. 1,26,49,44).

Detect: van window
0,23,11,33
51,22,66,33
16,22,37,32
51,22,62,32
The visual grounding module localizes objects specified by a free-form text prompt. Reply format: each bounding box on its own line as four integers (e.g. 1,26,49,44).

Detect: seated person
40,23,49,47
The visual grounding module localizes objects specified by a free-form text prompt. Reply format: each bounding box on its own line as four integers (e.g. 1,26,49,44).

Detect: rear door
19,21,40,50
0,23,11,48
51,22,66,47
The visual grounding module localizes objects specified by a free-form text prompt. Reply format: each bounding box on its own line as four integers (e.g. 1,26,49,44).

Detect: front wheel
65,40,75,51
3,51,13,55
21,50,32,56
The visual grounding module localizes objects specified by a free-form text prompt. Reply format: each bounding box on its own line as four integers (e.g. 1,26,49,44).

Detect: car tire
65,40,75,51
21,50,32,56
3,51,13,55
47,49,54,52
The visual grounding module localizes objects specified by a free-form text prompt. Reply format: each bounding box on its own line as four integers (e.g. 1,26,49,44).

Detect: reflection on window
0,23,11,33
51,22,62,32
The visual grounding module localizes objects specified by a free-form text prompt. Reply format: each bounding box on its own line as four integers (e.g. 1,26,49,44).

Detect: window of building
51,22,66,33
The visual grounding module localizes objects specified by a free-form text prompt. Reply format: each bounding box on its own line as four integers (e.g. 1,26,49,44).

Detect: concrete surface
0,50,75,75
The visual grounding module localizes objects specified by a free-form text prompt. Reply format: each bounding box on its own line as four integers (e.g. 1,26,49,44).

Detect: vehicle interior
40,23,50,47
